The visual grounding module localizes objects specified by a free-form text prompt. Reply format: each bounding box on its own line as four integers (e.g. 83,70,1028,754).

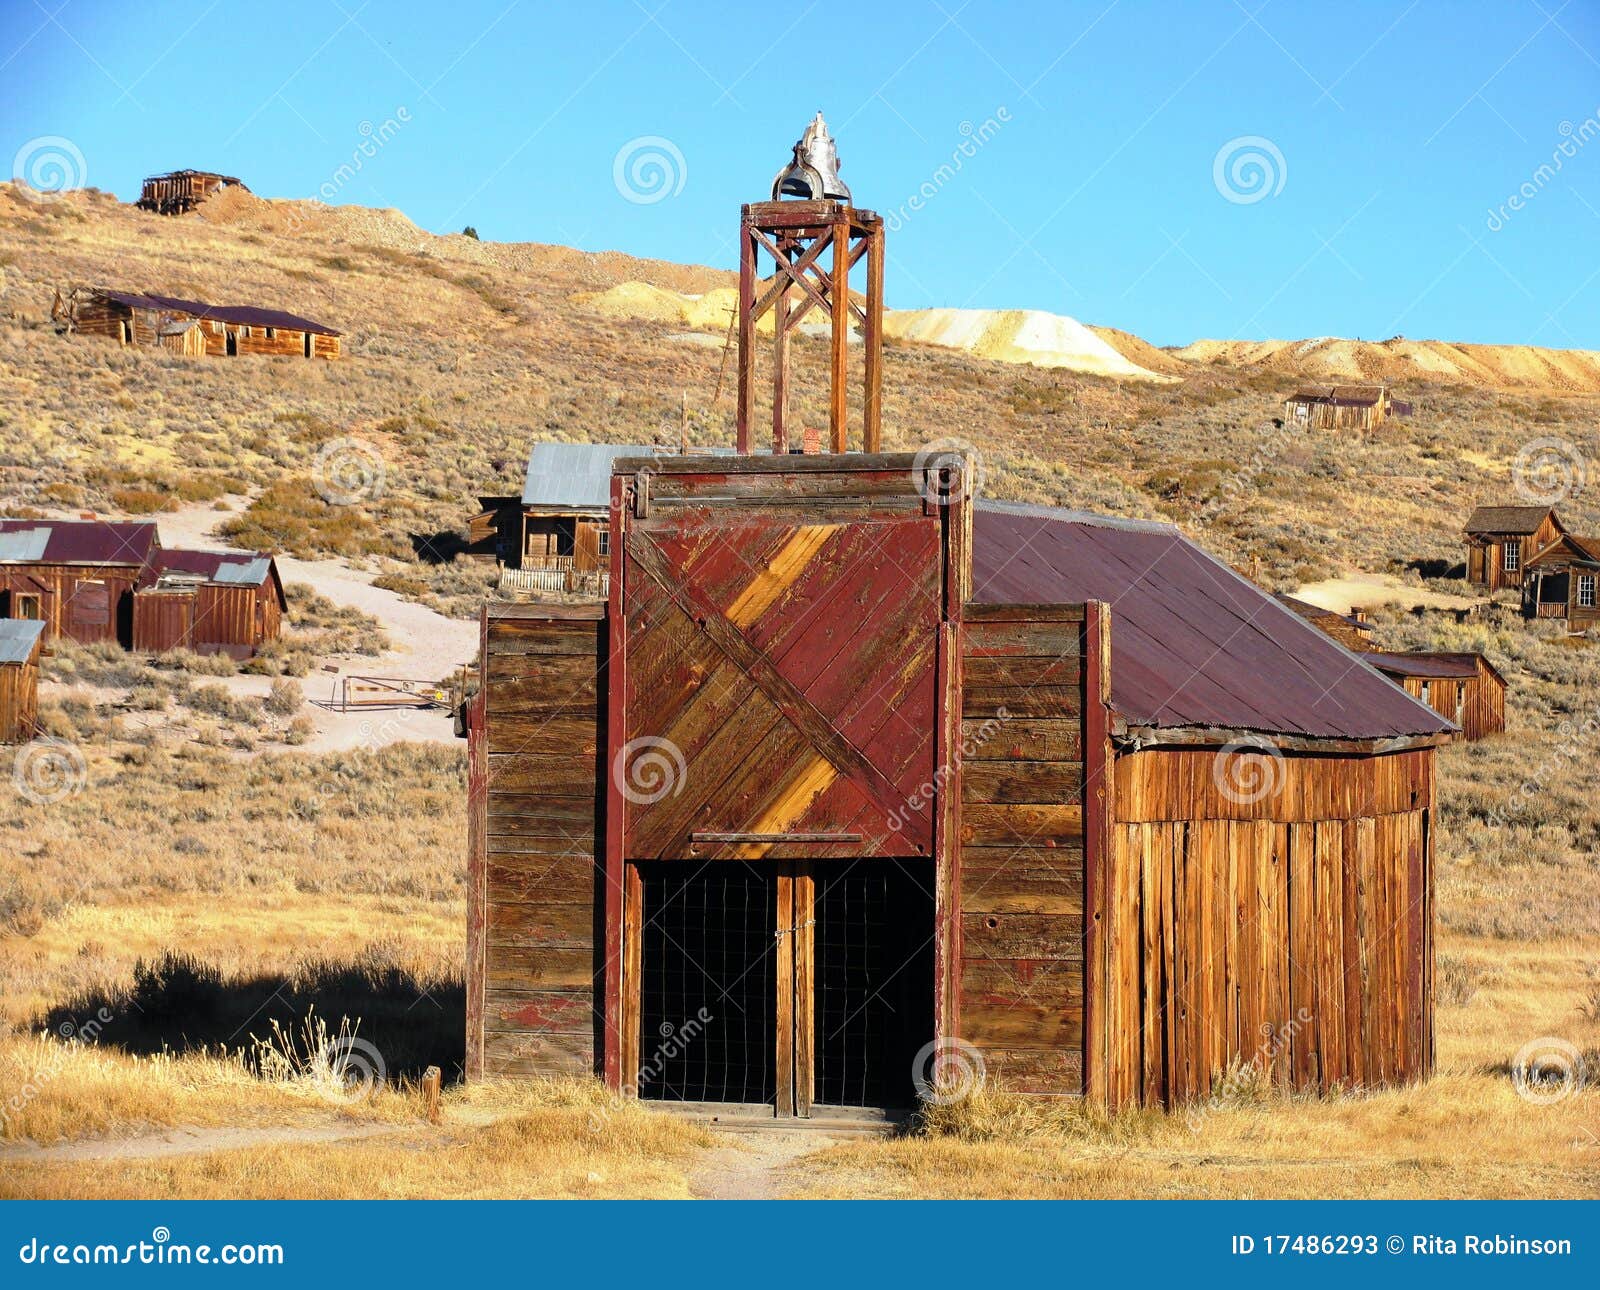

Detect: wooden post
830,212,849,453
864,222,884,454
420,1065,442,1123
736,211,757,454
773,268,790,454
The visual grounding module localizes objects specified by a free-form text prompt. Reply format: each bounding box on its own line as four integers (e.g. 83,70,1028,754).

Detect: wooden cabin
466,454,1450,1113
1464,504,1565,593
136,170,247,215
1283,385,1411,431
52,287,342,360
0,521,158,647
132,550,285,659
1365,651,1506,740
1522,532,1600,631
1273,593,1374,651
0,619,44,745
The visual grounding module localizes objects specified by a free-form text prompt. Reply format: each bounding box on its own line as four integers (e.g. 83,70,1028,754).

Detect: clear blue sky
5,1,1599,348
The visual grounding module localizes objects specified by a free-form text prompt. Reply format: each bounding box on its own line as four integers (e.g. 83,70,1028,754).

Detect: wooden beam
772,278,789,454
602,474,628,1089
751,229,833,322
736,221,757,454
864,224,884,453
830,214,849,453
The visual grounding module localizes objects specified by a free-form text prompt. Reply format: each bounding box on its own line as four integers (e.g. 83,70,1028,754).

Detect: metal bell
770,111,851,202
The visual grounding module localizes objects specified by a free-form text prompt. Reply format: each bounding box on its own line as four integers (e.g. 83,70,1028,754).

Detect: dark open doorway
631,859,934,1115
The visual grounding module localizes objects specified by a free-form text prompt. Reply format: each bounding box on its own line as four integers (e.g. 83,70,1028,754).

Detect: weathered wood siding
1101,746,1434,1108
0,566,139,646
468,604,605,1079
1468,513,1562,592
957,602,1095,1095
0,654,40,744
132,589,196,652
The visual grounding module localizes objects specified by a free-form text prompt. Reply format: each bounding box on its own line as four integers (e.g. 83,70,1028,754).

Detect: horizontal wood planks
473,608,606,1078
957,605,1091,1094
1103,745,1434,1109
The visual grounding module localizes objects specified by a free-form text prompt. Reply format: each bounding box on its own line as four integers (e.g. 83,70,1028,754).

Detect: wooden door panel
623,511,942,859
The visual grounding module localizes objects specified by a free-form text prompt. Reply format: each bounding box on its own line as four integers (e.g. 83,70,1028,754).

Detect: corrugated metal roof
1464,504,1555,535
94,289,340,336
142,548,278,591
0,528,51,562
1274,593,1373,633
0,618,45,665
522,442,662,509
1364,651,1481,680
0,520,158,566
1287,385,1389,406
970,502,1452,741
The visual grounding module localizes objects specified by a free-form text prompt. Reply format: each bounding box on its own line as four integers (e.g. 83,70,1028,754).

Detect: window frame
1502,542,1520,572
1580,574,1597,609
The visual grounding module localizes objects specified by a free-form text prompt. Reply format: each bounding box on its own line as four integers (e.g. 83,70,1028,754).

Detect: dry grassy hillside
4,182,1599,604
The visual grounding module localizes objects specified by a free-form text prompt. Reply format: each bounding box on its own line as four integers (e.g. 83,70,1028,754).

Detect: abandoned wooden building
0,520,158,647
465,453,1452,1113
474,443,661,594
1522,531,1600,631
0,521,284,658
136,170,248,215
1364,651,1506,741
1463,504,1565,593
0,619,44,745
53,287,342,359
1273,593,1373,651
132,550,286,659
1283,384,1412,431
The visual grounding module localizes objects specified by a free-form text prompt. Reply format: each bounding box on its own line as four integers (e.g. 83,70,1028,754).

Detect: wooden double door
627,859,934,1116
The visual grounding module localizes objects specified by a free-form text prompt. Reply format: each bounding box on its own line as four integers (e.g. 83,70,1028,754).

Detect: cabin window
305,332,314,358
119,320,131,345
597,529,610,557
14,593,42,620
1580,575,1596,608
265,327,276,339
1502,543,1520,572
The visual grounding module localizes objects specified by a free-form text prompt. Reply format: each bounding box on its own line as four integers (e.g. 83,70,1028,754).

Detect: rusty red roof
141,548,286,607
0,519,158,566
95,289,339,336
970,503,1452,742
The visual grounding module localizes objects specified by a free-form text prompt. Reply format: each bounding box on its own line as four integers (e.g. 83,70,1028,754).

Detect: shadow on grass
45,953,465,1082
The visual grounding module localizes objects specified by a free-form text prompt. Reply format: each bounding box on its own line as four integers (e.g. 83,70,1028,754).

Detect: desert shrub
109,487,172,514
185,683,261,723
265,678,304,716
217,479,401,560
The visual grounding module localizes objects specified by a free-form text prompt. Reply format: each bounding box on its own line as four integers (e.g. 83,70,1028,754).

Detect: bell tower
737,113,885,455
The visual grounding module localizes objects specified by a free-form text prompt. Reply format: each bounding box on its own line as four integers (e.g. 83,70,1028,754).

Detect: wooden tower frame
736,199,885,455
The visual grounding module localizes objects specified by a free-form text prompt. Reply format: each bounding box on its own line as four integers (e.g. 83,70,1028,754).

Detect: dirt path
1294,571,1479,615
0,1120,405,1165
87,500,479,753
687,1130,843,1200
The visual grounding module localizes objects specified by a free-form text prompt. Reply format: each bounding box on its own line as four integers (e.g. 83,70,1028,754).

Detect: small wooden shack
136,170,247,215
0,619,44,745
1365,651,1506,740
132,550,285,659
0,520,158,647
1464,504,1565,593
1274,593,1374,651
53,287,341,360
466,453,1450,1112
1522,532,1600,631
1284,385,1411,431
